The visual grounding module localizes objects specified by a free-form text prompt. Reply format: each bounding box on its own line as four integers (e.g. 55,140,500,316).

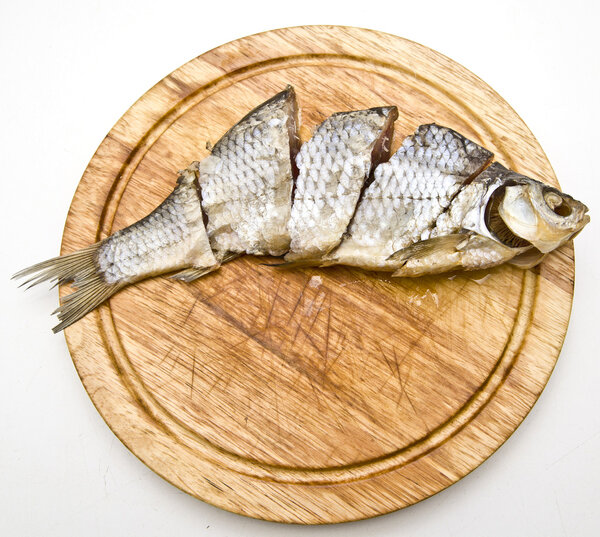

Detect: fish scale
329,124,494,269
286,106,398,262
198,87,298,258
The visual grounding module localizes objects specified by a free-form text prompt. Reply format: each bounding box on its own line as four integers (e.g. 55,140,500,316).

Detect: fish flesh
13,87,590,332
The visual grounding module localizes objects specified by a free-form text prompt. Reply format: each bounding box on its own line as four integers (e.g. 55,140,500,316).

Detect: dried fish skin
97,166,217,284
286,106,398,262
330,124,493,270
198,86,299,259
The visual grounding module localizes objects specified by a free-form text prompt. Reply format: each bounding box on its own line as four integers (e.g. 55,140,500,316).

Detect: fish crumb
308,275,322,288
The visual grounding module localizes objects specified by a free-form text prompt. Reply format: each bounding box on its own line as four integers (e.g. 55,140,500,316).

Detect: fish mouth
565,200,590,234
571,213,591,237
582,205,590,218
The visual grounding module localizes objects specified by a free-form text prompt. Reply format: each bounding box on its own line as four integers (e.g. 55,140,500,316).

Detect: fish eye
543,188,572,217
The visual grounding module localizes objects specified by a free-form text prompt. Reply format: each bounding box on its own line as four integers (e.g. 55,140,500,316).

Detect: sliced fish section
13,165,217,332
197,86,300,259
285,106,398,262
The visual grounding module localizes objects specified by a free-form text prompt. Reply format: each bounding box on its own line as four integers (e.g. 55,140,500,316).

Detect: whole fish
13,87,590,332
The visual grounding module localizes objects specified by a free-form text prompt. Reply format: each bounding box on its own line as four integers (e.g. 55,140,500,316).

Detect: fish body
286,106,398,262
13,87,590,331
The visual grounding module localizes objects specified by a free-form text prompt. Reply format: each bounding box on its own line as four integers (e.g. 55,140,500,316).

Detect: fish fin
12,243,124,333
390,233,518,277
12,245,100,289
219,252,241,264
267,258,324,269
387,234,470,264
170,251,240,281
508,248,547,269
170,265,219,283
51,276,123,333
389,234,473,277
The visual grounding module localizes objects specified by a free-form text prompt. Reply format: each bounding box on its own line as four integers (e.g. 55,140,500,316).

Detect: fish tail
13,245,97,289
13,243,122,333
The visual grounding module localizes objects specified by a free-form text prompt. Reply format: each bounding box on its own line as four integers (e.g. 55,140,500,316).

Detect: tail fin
12,244,122,333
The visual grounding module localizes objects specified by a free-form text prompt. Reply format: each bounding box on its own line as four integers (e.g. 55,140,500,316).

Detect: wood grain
60,26,575,523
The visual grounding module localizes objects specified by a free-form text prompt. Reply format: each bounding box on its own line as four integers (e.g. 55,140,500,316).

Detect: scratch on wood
307,291,327,330
288,276,310,323
182,292,202,325
323,334,346,378
158,346,173,367
290,289,325,351
308,377,323,411
207,369,226,395
204,477,223,492
283,371,303,398
392,347,404,407
219,361,238,393
168,352,181,372
264,276,283,331
302,328,323,357
321,295,332,380
401,354,430,433
230,331,260,350
189,350,197,398
271,352,282,439
356,332,369,381
378,342,398,394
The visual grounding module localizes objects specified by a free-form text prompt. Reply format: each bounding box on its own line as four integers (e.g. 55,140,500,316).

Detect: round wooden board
61,26,575,524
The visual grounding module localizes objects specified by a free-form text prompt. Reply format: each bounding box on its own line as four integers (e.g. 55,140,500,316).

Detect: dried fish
13,88,590,331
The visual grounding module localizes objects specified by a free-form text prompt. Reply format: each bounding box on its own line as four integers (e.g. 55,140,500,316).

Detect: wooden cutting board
61,26,575,524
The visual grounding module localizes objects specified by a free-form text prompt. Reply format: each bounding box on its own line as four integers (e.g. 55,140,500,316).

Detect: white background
1,1,599,535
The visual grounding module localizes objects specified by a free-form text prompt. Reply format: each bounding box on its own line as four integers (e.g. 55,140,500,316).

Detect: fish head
496,178,589,253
